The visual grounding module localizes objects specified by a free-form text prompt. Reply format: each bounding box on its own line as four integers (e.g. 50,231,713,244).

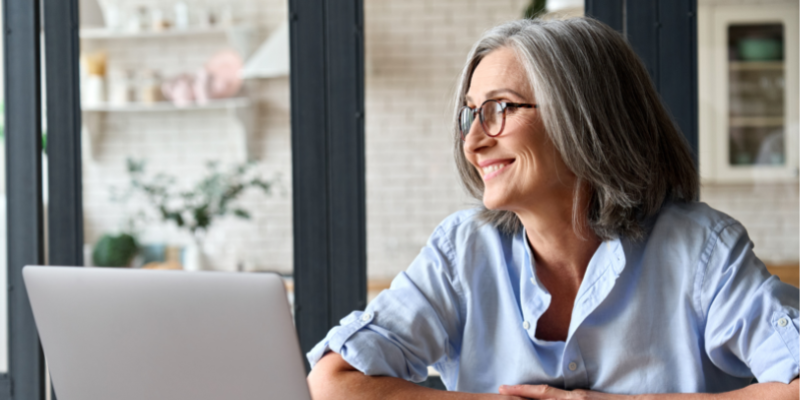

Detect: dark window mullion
43,0,83,268
42,0,83,397
585,0,625,33
290,0,367,368
3,0,46,398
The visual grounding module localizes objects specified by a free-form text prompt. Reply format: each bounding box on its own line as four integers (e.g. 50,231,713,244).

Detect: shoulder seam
695,217,741,326
432,224,466,302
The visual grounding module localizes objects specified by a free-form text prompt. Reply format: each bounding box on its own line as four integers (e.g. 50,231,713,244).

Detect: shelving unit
79,23,260,162
82,98,256,162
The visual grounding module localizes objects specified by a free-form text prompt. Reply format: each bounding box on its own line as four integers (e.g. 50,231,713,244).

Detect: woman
306,18,799,399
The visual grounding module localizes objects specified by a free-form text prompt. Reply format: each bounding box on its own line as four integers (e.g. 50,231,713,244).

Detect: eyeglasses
458,100,538,140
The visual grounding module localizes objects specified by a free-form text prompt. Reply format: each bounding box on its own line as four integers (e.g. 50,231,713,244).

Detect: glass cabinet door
727,23,785,167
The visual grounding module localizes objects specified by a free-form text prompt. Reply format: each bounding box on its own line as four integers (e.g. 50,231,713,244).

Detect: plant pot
182,238,207,272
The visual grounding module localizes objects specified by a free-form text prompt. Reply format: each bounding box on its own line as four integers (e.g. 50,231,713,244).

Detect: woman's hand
499,385,629,400
499,378,799,400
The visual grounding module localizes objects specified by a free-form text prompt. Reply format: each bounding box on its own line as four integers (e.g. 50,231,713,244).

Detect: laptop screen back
23,266,311,400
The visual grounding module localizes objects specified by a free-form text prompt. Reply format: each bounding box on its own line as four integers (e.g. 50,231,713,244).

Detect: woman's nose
463,121,494,154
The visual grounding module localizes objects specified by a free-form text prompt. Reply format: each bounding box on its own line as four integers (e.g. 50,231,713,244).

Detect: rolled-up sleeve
306,225,465,382
701,222,800,384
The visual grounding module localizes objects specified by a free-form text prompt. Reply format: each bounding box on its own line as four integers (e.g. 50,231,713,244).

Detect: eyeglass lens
459,100,504,139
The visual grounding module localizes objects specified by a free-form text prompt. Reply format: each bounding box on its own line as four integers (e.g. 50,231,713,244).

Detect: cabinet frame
698,2,799,183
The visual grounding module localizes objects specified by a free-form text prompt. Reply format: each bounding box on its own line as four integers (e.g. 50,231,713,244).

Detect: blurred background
0,0,795,377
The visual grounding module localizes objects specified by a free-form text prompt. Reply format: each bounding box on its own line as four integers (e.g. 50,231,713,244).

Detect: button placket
568,362,577,371
520,233,548,341
562,339,589,389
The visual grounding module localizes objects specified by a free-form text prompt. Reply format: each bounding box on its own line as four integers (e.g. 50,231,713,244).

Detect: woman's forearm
307,352,519,400
636,379,799,400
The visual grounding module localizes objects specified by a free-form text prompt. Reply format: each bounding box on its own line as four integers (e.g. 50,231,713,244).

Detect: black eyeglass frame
458,100,538,141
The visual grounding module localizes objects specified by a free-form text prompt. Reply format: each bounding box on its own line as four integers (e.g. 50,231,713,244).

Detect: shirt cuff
750,311,800,383
306,310,375,369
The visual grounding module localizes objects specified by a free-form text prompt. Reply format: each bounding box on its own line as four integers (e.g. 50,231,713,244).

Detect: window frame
288,0,368,365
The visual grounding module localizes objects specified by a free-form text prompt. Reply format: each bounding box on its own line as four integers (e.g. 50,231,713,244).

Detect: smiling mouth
481,160,514,179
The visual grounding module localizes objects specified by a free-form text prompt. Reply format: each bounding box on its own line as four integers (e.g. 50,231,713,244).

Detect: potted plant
112,158,278,271
92,233,139,267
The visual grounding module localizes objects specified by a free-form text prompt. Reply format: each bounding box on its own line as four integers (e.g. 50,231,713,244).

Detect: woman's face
463,47,576,214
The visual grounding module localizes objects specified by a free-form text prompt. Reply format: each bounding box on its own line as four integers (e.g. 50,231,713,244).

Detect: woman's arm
308,352,523,400
497,378,799,400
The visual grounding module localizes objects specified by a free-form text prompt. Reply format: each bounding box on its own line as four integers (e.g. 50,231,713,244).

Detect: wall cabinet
698,2,799,183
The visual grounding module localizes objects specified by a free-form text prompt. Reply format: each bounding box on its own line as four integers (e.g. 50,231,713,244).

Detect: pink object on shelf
193,69,210,105
161,74,195,107
160,50,243,106
205,50,243,99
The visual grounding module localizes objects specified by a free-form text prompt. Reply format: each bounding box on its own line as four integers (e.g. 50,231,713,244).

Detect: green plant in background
113,158,278,239
92,233,138,267
524,0,547,19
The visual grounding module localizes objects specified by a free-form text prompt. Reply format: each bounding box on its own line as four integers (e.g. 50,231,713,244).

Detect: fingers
499,384,575,399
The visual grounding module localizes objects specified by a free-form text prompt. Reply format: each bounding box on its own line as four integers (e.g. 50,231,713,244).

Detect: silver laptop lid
23,266,311,400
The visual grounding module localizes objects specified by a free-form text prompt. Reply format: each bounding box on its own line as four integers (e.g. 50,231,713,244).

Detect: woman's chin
482,195,511,211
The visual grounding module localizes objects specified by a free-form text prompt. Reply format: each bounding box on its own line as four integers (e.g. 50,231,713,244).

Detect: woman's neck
516,190,601,288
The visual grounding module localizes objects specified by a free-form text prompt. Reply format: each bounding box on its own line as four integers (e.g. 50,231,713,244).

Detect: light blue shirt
307,202,799,394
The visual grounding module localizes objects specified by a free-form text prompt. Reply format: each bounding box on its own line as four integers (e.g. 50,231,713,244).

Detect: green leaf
523,0,547,19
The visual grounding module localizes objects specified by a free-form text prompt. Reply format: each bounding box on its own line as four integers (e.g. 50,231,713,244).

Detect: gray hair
453,18,698,241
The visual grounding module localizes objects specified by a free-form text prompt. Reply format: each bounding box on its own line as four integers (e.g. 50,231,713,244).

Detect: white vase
182,238,207,272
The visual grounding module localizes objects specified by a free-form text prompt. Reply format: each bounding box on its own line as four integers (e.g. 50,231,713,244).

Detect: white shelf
729,61,784,71
80,26,237,40
81,98,257,162
79,25,257,60
729,116,785,127
82,98,251,112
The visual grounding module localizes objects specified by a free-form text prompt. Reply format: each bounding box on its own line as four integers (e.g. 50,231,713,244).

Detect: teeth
482,163,506,175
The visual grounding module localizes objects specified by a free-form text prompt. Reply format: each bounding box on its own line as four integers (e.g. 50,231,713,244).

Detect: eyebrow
465,88,529,104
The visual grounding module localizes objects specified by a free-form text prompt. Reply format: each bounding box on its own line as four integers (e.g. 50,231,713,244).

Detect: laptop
23,266,312,400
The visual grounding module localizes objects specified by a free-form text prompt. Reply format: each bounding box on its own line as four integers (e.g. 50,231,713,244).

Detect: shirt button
778,318,789,327
522,321,531,330
530,277,535,284
568,362,578,371
361,313,371,322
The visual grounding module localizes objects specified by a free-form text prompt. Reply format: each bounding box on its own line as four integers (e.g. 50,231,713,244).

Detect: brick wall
363,0,530,278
